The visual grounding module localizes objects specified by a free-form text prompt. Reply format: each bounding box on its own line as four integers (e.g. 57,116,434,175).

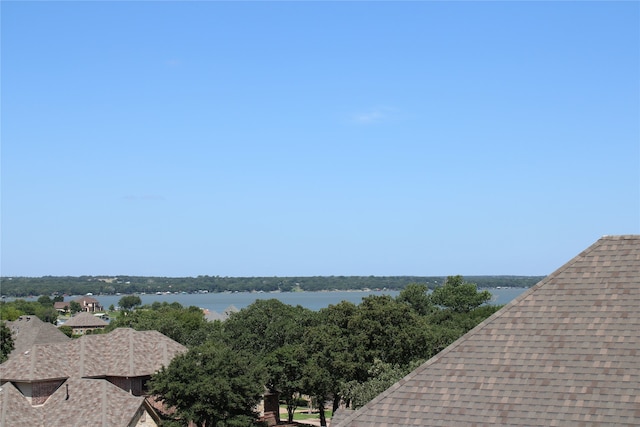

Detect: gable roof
334,235,640,426
62,312,109,328
5,316,71,355
0,377,154,427
0,328,187,382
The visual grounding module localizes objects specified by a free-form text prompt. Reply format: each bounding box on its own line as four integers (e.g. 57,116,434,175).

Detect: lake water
85,287,528,313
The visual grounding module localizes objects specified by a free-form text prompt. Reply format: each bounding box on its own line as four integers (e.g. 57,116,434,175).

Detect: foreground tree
342,358,423,409
223,299,310,356
150,341,265,427
265,343,306,423
1,323,14,363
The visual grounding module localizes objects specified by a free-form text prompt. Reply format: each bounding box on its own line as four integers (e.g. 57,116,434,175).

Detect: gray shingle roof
5,316,71,355
333,235,640,426
62,311,109,328
0,328,187,382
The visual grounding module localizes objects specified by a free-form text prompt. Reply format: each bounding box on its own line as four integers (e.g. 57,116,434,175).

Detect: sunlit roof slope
333,235,640,426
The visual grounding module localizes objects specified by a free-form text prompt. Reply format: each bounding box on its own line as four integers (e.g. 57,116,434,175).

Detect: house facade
74,295,104,312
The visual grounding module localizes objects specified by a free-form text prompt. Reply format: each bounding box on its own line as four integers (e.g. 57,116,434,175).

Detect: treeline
0,275,542,297
107,276,501,427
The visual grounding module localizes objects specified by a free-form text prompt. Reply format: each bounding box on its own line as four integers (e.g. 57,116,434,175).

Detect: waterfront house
332,235,640,426
73,295,104,312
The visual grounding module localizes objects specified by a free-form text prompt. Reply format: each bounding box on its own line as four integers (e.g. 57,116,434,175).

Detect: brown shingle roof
62,311,109,328
0,377,151,426
0,382,38,427
5,316,70,355
0,328,187,382
333,235,640,426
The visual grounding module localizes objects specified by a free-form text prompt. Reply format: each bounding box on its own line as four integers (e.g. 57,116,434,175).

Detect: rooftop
334,235,640,426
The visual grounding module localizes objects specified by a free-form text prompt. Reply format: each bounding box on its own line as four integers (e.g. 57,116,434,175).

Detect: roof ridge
129,328,135,377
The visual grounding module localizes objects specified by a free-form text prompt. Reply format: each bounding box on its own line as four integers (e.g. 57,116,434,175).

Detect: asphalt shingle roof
0,328,187,382
5,316,70,355
333,235,640,426
62,311,109,328
0,377,150,427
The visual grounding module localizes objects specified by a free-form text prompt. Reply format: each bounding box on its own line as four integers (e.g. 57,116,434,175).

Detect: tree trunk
332,394,341,414
318,400,327,427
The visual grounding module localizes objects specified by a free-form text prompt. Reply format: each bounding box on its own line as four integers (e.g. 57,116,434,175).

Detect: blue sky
1,1,638,278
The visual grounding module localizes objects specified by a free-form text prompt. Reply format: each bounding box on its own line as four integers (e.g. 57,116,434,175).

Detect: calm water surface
89,288,528,313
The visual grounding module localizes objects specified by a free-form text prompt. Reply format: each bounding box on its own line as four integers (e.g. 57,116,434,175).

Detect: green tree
37,295,53,307
118,295,142,311
396,283,433,315
1,322,14,362
350,295,430,366
69,301,82,314
224,299,313,421
265,343,306,423
107,304,215,347
149,341,265,427
342,359,423,409
58,325,74,338
301,325,335,427
35,305,58,324
430,275,492,313
223,299,309,356
0,303,23,321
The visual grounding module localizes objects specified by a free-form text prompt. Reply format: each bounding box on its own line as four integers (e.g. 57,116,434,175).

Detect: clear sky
1,1,638,278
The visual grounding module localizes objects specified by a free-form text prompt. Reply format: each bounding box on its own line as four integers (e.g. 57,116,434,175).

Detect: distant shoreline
0,275,544,298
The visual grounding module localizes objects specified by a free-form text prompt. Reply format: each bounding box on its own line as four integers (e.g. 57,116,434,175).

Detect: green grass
293,410,330,421
279,405,330,422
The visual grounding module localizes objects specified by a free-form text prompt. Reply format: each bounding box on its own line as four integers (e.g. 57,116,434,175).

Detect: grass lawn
293,411,330,421
279,406,330,422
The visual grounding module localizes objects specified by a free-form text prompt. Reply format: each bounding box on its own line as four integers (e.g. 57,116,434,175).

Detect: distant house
53,296,104,314
53,301,71,314
0,328,187,426
73,295,104,312
61,311,109,335
332,235,640,426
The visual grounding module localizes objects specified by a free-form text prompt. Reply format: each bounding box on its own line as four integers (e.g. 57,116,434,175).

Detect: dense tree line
0,275,542,297
102,276,502,427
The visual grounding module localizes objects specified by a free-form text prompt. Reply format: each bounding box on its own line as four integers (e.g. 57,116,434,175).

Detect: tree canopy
0,323,14,363
431,275,492,312
90,275,504,426
118,295,142,311
149,341,265,427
